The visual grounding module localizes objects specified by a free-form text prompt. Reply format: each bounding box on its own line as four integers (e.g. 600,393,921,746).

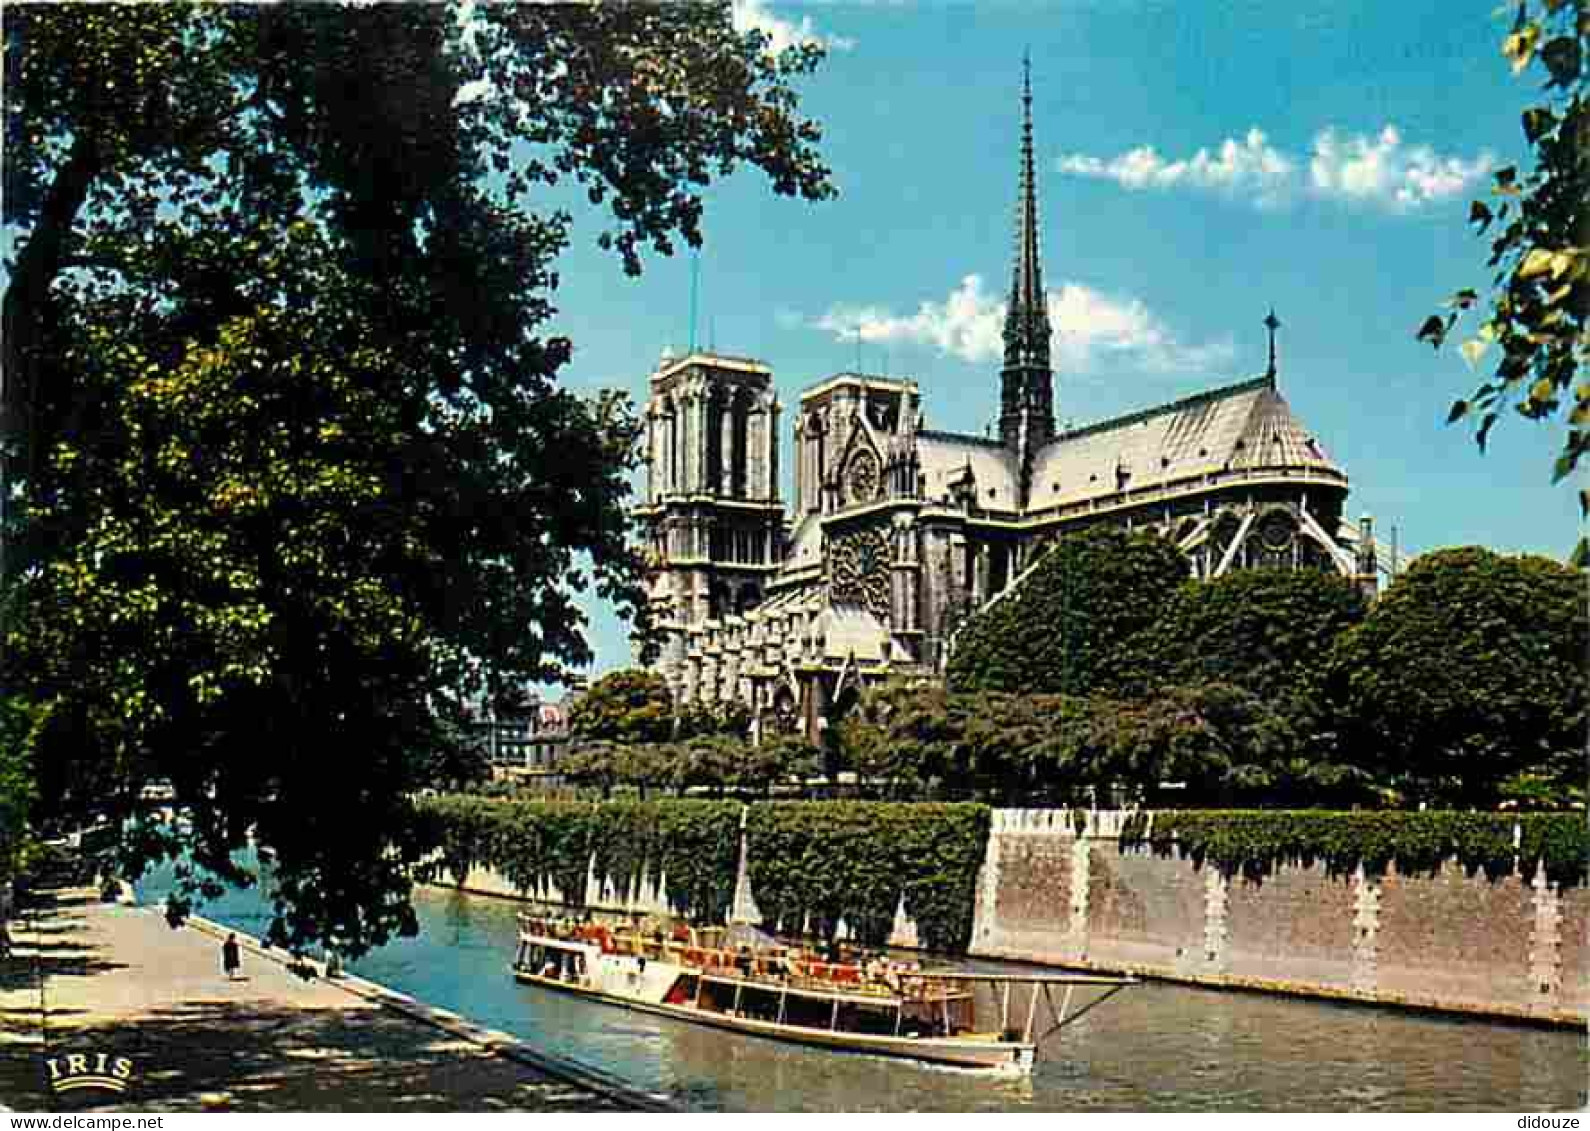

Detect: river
136,867,1586,1111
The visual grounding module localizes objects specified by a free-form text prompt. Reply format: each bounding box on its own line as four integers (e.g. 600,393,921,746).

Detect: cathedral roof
916,431,1020,509
1026,374,1345,512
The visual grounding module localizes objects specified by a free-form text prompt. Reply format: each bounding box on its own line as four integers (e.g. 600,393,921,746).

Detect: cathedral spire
1006,53,1047,364
1000,53,1055,488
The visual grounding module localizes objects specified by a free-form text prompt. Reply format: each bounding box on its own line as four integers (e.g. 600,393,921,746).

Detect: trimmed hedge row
1119,809,1589,887
418,795,992,952
744,802,989,953
417,795,742,924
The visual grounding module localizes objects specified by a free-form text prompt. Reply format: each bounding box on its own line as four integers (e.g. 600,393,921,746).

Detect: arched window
657,396,676,495
731,389,753,498
667,397,683,494
706,388,727,494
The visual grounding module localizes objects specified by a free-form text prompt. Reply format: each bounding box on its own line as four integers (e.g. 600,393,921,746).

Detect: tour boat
511,915,1134,1075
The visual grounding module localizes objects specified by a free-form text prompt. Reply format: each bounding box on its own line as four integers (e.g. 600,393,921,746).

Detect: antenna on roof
688,248,701,354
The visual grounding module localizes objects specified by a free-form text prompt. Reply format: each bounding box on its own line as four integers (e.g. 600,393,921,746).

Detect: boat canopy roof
723,922,783,951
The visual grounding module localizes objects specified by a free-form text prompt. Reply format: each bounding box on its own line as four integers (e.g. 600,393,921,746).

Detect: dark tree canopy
1323,546,1587,806
946,527,1189,695
568,670,675,746
1418,1,1587,562
1,2,834,953
837,678,1348,807
1114,568,1368,703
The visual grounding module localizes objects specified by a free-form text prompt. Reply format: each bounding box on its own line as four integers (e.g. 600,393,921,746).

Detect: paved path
0,889,655,1112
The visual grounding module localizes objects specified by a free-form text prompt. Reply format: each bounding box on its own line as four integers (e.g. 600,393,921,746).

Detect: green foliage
569,670,675,745
0,695,42,883
417,795,741,923
2,4,834,952
745,802,990,953
1323,547,1587,807
1122,809,1586,888
947,527,1188,695
1418,1,1588,562
1114,569,1367,703
675,699,753,741
563,729,821,800
1519,812,1590,888
840,679,1366,808
652,801,744,925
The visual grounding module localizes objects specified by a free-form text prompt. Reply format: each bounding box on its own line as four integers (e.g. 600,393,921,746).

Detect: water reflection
137,869,1587,1111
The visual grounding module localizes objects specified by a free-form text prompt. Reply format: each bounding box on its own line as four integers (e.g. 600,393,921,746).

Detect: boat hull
512,967,1036,1074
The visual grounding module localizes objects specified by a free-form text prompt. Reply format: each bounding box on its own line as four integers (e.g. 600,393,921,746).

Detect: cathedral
634,68,1375,740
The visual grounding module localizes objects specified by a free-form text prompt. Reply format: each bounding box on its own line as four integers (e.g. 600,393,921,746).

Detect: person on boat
734,946,752,977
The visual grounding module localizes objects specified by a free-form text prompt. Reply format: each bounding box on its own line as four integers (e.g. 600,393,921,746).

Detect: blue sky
532,0,1582,687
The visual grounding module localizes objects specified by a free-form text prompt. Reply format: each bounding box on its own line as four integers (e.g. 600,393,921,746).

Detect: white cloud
1057,124,1492,211
732,0,855,55
1056,128,1294,205
814,275,1233,375
1308,126,1493,210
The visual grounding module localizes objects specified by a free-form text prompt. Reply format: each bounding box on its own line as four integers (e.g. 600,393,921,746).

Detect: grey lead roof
916,431,1020,508
1028,375,1344,510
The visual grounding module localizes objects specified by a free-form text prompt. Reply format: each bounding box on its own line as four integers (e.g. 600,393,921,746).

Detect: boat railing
517,914,973,1002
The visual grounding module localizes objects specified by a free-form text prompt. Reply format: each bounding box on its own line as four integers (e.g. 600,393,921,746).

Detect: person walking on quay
222,932,241,980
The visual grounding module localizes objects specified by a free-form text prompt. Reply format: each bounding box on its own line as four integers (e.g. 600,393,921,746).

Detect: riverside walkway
0,888,668,1112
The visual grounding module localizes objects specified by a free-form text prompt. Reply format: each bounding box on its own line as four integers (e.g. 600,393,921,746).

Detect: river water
136,868,1586,1111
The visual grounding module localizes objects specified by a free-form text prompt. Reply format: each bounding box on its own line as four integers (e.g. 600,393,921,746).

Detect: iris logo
45,1052,135,1095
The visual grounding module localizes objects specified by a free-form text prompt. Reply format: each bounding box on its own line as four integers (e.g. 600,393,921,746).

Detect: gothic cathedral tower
635,352,784,703
997,56,1055,504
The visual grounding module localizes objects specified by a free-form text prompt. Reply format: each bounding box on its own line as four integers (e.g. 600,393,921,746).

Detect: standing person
0,920,12,960
222,933,241,980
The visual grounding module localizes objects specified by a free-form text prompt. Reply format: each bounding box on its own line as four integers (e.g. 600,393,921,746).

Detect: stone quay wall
970,809,1585,1026
433,807,1587,1027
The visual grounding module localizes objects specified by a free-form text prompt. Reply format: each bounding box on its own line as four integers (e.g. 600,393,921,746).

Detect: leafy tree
1418,1,1587,562
1096,683,1371,807
0,697,42,884
1,3,833,953
946,527,1189,695
1113,568,1368,703
752,734,824,794
1322,547,1587,806
957,691,1077,801
568,670,675,746
675,698,752,741
840,681,958,796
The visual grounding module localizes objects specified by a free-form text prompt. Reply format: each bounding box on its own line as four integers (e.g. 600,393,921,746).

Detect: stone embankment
0,887,672,1112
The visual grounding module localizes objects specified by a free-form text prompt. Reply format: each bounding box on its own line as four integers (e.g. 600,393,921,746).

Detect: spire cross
1264,308,1281,377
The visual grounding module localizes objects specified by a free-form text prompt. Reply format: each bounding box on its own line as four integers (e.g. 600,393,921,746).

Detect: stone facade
635,77,1377,738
